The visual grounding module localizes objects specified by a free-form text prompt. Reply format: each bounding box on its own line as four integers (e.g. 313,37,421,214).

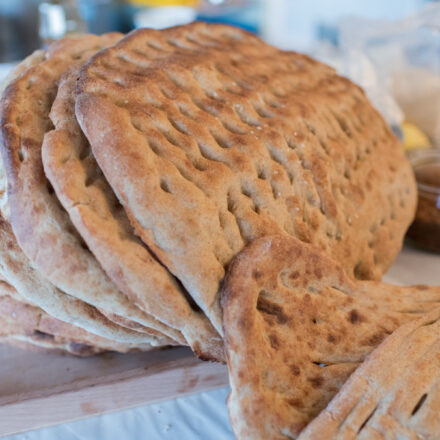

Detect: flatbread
221,235,440,439
299,309,440,439
0,34,177,338
42,66,223,360
76,23,416,333
0,49,46,97
0,280,150,354
0,329,101,357
0,50,48,222
0,214,161,346
0,49,170,347
0,292,102,356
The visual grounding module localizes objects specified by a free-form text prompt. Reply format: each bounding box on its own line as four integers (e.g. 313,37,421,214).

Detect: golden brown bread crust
0,46,164,347
42,66,224,361
221,235,440,439
0,50,48,222
1,331,102,356
299,309,440,439
0,214,153,347
0,34,173,342
0,280,148,355
0,294,102,356
0,49,46,97
76,22,416,334
1,336,77,356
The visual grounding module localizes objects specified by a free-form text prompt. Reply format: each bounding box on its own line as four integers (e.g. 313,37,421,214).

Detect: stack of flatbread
0,22,438,437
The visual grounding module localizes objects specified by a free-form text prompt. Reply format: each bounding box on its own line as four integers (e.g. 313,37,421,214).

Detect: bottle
39,0,86,46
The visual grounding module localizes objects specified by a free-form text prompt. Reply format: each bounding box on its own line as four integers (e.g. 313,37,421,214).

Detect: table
2,245,440,440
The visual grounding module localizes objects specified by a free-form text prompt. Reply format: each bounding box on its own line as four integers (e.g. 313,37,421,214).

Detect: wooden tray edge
0,356,229,437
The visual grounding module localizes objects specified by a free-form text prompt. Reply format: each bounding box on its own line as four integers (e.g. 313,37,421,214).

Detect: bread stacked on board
1,22,438,438
0,33,177,355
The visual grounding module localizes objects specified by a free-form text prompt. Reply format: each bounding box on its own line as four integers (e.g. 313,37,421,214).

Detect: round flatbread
42,64,222,360
0,214,160,346
76,23,416,334
0,280,148,355
0,46,172,346
221,235,440,439
0,34,177,340
299,309,440,439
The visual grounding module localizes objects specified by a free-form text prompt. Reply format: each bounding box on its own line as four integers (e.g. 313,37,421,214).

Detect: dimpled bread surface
76,22,417,334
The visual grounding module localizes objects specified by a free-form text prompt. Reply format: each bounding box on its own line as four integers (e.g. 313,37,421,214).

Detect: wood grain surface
0,346,228,436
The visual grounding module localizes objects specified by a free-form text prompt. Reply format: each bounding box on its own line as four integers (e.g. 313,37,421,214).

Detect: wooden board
0,245,438,437
0,345,228,436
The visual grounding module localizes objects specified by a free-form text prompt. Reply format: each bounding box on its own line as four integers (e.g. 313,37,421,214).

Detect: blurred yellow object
128,0,199,6
402,122,431,151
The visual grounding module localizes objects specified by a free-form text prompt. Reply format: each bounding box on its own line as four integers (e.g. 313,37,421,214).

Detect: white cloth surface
5,387,234,440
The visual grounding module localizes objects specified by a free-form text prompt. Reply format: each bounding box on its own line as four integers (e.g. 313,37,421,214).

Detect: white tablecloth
4,245,440,440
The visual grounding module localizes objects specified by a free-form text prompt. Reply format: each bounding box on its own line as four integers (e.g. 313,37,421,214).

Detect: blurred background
0,0,439,150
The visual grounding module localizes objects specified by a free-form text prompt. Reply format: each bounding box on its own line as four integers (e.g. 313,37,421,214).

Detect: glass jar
406,149,440,253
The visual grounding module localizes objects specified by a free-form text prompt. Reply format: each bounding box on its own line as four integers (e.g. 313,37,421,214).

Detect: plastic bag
337,3,440,146
313,3,440,145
